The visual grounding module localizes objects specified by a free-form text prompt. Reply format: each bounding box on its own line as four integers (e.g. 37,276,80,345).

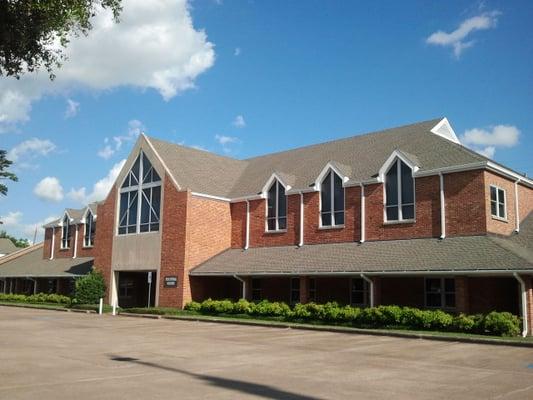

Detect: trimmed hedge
184,299,522,337
0,293,71,305
74,270,106,305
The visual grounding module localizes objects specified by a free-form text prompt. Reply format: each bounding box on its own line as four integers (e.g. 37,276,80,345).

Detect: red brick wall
231,202,246,248
93,188,116,303
380,277,425,308
444,170,486,237
484,171,518,235
190,276,241,301
159,177,188,308
518,183,533,223
43,227,53,259
75,224,96,258
525,277,533,335
315,277,351,304
468,277,519,314
53,225,75,258
248,196,299,247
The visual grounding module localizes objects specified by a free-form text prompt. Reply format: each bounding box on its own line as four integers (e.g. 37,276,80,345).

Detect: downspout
50,227,55,260
360,273,374,308
233,275,246,299
244,200,250,250
360,184,365,243
514,180,520,233
73,224,78,259
298,192,304,247
439,173,446,239
513,273,528,337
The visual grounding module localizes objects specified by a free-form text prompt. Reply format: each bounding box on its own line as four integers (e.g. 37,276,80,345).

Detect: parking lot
0,306,532,399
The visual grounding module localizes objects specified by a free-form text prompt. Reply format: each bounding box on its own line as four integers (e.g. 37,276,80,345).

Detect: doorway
117,271,156,308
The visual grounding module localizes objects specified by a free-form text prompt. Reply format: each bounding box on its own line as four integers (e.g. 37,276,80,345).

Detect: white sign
147,271,152,284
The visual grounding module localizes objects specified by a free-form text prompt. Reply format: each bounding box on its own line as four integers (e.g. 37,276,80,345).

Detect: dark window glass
333,173,344,212
386,207,398,221
321,212,331,226
128,192,138,226
251,279,261,301
278,217,287,230
267,219,276,231
426,293,441,307
152,187,161,219
444,278,455,292
141,190,150,224
385,163,398,206
278,184,286,218
290,278,300,304
267,182,276,218
445,294,456,308
402,205,414,220
426,278,441,292
490,186,497,201
400,161,414,205
321,172,332,213
491,202,497,216
334,211,344,225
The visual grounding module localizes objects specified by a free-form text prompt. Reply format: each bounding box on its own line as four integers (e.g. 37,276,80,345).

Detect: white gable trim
378,150,419,182
143,134,181,190
260,173,292,198
430,118,460,144
314,162,350,191
60,211,73,226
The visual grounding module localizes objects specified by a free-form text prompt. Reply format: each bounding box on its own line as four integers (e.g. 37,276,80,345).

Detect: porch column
525,276,533,336
299,276,309,304
455,276,469,314
372,277,382,307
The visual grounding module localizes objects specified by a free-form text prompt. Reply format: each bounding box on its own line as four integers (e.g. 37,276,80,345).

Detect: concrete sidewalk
1,306,532,399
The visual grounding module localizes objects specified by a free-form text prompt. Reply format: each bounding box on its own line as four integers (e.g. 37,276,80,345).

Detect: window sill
59,247,70,251
116,230,160,237
82,245,94,249
318,225,345,230
491,215,508,223
383,219,415,226
264,229,287,234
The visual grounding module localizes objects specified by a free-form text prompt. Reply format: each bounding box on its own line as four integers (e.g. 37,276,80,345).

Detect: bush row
0,292,71,305
184,299,521,337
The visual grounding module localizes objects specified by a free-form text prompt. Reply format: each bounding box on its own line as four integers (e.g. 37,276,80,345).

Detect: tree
0,150,17,196
74,270,106,304
0,0,122,79
0,231,30,248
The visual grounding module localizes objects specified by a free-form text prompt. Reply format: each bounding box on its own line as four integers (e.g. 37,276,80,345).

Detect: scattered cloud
426,10,500,58
7,138,56,169
0,0,215,131
64,98,80,118
0,211,58,242
97,119,145,159
215,134,240,154
68,159,126,204
232,114,246,128
461,124,520,158
234,47,241,56
33,177,64,202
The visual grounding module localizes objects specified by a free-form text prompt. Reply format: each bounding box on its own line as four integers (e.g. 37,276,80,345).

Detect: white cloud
64,98,80,118
232,114,246,128
33,177,64,202
68,159,126,204
426,11,500,58
461,124,520,158
0,211,58,242
0,0,215,131
215,134,238,145
234,47,241,56
97,119,145,159
7,138,56,163
0,211,23,226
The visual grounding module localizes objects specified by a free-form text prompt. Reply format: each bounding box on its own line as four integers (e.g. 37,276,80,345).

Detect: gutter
50,227,55,260
439,173,446,239
360,183,365,243
514,180,520,233
233,275,246,299
298,192,304,247
513,272,529,337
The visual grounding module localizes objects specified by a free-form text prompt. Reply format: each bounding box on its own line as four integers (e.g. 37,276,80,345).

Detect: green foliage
74,270,106,304
0,1,122,79
0,150,18,197
0,230,29,248
183,299,522,337
0,292,70,304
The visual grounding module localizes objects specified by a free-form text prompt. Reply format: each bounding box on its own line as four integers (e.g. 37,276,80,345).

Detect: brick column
525,276,533,336
299,276,309,304
455,276,469,314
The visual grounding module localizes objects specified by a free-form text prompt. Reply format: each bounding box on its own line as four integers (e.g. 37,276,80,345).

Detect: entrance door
118,271,156,308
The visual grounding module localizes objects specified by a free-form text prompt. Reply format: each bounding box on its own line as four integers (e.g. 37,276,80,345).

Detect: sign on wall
164,276,178,288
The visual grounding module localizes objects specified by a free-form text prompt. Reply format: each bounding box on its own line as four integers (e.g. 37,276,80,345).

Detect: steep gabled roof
0,238,18,255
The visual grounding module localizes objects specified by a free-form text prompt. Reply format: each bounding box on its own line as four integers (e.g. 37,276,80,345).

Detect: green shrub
250,300,291,317
233,299,253,314
452,313,476,332
74,270,106,304
184,301,201,312
0,293,70,304
482,311,521,337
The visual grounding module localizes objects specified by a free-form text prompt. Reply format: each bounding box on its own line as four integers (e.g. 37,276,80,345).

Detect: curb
119,312,533,348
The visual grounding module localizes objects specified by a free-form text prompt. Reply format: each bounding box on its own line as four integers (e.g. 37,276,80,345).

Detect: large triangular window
118,151,162,235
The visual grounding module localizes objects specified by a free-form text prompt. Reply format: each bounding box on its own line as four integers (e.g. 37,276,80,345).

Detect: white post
513,273,528,337
360,184,365,243
244,200,250,250
233,275,246,299
298,192,304,247
360,273,374,308
73,225,78,259
98,298,103,315
439,173,446,239
112,299,117,316
514,180,520,233
50,227,55,260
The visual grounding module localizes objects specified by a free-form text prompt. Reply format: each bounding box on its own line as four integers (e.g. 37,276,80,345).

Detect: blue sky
1,0,532,241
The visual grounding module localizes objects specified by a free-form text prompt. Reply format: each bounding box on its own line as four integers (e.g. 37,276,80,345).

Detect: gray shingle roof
149,119,489,199
0,238,18,255
43,202,99,228
190,216,533,276
0,243,93,277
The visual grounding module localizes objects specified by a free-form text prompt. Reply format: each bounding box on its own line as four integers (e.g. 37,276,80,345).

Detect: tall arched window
320,170,344,227
118,151,161,235
61,215,70,249
266,180,287,231
84,211,95,247
385,159,414,221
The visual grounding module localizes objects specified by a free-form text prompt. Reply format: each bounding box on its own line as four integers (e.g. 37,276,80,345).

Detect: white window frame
350,277,369,307
83,211,95,248
490,185,507,220
319,169,345,228
384,158,416,223
117,151,162,235
60,215,70,249
265,179,287,232
424,277,456,309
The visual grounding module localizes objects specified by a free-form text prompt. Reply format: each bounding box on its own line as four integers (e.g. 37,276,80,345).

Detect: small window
266,180,287,231
308,278,316,303
61,215,71,249
251,279,262,301
320,170,344,227
351,278,369,307
84,211,96,247
385,159,415,222
425,278,455,309
490,186,506,219
290,277,300,305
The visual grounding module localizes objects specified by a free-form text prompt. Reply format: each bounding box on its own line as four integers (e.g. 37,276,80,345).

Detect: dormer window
61,215,70,249
84,211,96,247
385,159,415,222
118,151,161,235
320,170,344,227
266,180,287,231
